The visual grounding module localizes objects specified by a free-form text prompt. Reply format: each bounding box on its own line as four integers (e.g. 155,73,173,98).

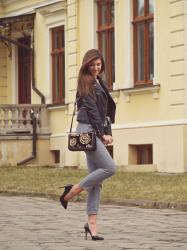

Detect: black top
76,77,116,137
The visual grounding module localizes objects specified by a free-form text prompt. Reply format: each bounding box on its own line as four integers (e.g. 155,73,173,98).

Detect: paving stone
0,196,187,250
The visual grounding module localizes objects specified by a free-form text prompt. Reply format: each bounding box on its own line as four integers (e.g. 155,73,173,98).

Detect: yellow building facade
0,0,187,172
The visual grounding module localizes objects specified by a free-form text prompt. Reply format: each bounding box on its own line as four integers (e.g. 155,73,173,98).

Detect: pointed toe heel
84,223,104,241
59,184,73,209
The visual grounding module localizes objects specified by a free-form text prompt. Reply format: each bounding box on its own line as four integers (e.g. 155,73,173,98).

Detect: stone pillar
0,43,7,104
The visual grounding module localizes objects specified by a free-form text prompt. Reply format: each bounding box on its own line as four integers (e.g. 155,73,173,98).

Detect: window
97,0,115,90
133,0,154,86
51,150,60,163
129,144,153,165
51,26,65,104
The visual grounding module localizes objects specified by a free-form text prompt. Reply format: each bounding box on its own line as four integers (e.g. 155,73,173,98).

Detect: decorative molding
47,104,68,111
112,118,187,130
169,0,183,4
110,90,120,103
36,1,66,16
122,84,160,103
50,119,187,138
50,132,67,138
2,0,64,17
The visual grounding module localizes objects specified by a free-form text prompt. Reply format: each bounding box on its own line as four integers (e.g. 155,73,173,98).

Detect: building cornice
1,0,64,16
36,1,66,16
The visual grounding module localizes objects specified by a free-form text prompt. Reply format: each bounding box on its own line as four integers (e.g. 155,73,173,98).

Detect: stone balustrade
0,104,49,134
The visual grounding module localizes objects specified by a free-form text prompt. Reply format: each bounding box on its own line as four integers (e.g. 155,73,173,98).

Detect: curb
0,190,59,200
0,191,187,211
110,199,187,211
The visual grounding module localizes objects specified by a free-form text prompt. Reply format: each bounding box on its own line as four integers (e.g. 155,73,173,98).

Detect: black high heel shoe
84,223,104,241
59,184,73,209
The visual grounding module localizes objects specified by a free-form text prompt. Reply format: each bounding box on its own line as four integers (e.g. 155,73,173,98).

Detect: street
0,196,187,250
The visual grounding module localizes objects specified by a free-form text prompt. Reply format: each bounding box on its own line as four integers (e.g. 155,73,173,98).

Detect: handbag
68,100,97,151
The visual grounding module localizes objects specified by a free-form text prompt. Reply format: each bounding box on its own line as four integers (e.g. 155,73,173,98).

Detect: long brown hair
77,49,105,97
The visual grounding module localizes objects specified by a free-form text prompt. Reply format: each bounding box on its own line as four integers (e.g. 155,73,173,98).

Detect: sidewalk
0,196,187,250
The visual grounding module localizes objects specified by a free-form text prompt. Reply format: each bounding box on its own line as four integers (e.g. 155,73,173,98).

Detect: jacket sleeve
81,94,105,137
104,116,112,136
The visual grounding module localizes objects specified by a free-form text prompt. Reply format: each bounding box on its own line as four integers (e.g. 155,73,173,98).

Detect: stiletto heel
85,228,88,240
84,223,89,240
59,184,73,209
84,223,104,241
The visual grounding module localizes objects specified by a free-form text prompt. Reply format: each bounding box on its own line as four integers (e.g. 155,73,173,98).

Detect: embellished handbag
68,100,97,151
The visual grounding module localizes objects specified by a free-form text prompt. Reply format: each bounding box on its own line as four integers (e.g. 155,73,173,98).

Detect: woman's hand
102,135,113,145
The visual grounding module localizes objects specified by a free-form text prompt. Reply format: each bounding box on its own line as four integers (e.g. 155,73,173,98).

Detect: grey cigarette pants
76,123,116,215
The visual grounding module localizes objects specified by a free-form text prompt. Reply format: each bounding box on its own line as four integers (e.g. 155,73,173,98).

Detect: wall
168,0,185,120
0,136,54,166
184,126,187,172
113,124,186,173
0,2,4,16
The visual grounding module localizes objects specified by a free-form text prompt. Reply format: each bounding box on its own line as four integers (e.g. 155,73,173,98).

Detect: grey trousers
76,123,116,215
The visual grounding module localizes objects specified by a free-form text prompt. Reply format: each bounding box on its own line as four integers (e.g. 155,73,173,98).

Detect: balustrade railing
0,104,49,134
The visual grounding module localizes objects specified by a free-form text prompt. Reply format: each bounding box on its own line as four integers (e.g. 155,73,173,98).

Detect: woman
60,49,116,241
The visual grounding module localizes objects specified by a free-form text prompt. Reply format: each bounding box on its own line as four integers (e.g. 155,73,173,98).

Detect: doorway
18,37,31,104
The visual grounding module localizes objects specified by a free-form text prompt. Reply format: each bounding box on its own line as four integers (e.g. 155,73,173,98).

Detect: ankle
88,223,97,235
64,184,83,201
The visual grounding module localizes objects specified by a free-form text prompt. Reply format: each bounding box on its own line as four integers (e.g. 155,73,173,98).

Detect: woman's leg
79,137,116,189
86,155,102,236
64,184,83,200
65,137,115,200
88,214,98,236
86,186,101,236
86,154,102,215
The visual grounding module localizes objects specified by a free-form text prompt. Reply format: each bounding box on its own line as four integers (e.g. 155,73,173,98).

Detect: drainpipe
31,34,45,104
17,110,37,166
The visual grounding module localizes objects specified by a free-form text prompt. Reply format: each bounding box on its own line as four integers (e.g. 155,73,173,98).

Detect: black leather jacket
76,78,116,137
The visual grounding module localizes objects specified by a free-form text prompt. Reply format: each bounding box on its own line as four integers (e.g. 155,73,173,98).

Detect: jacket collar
93,77,107,96
97,76,110,94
